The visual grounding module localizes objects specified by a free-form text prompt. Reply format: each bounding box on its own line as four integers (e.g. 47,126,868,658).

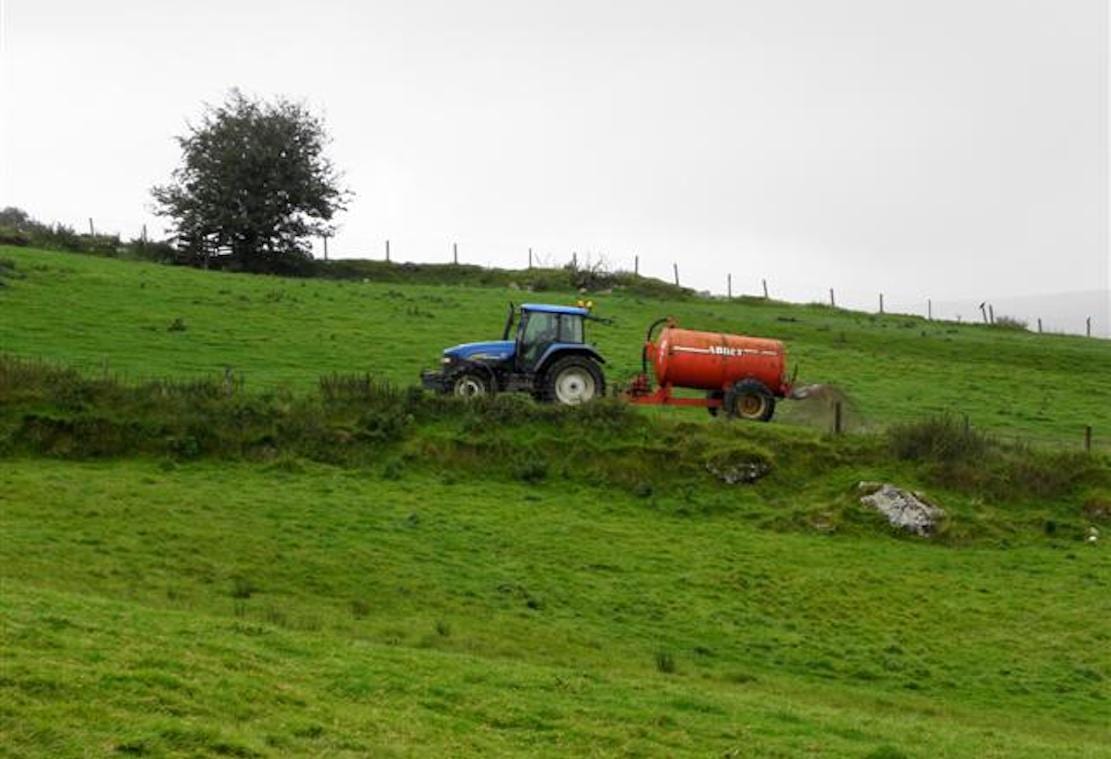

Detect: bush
888,415,989,464
992,315,1028,331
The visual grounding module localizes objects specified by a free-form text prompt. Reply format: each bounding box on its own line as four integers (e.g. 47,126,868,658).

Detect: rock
858,482,945,536
706,459,770,485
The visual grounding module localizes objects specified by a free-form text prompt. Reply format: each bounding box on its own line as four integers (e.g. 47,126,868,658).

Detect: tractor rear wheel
452,371,490,398
544,356,605,405
724,379,775,422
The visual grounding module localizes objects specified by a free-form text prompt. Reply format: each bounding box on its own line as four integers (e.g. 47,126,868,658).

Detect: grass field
1,246,1110,756
2,246,1108,446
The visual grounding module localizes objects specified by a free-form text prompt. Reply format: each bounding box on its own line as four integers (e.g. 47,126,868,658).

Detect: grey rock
706,460,770,485
858,482,945,536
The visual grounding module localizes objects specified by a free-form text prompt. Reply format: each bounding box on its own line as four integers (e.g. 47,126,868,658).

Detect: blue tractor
421,303,607,405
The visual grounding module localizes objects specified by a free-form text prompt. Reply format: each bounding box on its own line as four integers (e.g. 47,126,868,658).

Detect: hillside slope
1,246,1110,756
2,246,1109,446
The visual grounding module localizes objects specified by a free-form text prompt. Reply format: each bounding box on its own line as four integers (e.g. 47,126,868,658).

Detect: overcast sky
1,0,1107,331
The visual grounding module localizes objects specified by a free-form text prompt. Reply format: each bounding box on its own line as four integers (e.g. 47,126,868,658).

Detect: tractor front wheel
724,379,775,422
452,371,490,399
544,356,605,406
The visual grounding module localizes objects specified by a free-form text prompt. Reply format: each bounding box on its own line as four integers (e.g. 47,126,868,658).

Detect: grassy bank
2,459,1109,756
2,246,1109,448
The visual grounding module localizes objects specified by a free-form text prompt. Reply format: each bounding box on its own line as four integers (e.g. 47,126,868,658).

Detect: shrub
888,415,989,464
992,315,1028,331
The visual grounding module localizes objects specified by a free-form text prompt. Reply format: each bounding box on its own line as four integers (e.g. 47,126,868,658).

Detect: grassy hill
1,246,1110,757
2,246,1108,446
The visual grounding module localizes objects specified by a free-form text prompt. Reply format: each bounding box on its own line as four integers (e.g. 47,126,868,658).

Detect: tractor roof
521,303,589,316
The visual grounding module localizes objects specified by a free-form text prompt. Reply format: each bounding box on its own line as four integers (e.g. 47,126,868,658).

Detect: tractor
420,303,607,405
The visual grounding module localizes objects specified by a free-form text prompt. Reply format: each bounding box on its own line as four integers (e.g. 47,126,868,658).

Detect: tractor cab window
519,311,583,368
559,315,584,343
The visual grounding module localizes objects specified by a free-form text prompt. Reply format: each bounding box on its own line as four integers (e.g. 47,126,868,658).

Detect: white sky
1,0,1108,330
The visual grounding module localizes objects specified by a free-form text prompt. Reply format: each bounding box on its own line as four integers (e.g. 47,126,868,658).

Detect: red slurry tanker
624,318,796,421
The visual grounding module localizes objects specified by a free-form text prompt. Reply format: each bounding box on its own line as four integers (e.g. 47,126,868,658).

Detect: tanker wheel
724,379,776,422
544,356,605,406
452,371,490,399
707,390,724,417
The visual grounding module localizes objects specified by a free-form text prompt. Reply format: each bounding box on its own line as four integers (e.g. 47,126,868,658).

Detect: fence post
572,251,577,268
927,298,932,320
988,304,994,324
634,255,639,276
727,273,732,299
833,401,843,435
673,263,679,286
1037,317,1042,333
829,288,835,307
879,293,884,314
322,234,329,261
762,279,768,299
453,242,458,265
88,218,95,236
385,239,391,262
528,247,533,269
979,303,988,323
141,224,148,243
1086,317,1091,337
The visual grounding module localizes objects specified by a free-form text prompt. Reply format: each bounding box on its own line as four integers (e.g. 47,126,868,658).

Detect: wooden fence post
141,224,148,243
634,255,639,276
528,248,533,269
829,288,835,307
453,242,458,265
879,293,884,314
988,304,994,324
88,218,95,236
322,235,329,261
385,239,390,262
1037,318,1043,333
927,299,932,320
1086,317,1092,337
673,263,679,286
572,251,577,268
979,303,988,323
727,273,732,299
762,279,768,299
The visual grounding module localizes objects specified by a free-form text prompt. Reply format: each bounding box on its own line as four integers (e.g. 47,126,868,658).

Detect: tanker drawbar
624,317,794,421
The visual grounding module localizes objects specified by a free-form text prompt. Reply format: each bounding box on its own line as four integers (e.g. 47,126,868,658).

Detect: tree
153,89,349,272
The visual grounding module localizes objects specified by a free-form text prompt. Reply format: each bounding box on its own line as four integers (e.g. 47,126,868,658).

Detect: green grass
2,246,1110,755
2,246,1108,446
2,459,1109,756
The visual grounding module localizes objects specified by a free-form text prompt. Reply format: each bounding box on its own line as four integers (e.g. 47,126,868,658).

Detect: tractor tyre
724,379,776,422
543,356,605,406
707,390,724,417
452,371,491,399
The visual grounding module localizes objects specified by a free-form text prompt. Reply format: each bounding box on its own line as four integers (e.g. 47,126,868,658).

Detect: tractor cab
421,303,607,405
509,303,588,371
